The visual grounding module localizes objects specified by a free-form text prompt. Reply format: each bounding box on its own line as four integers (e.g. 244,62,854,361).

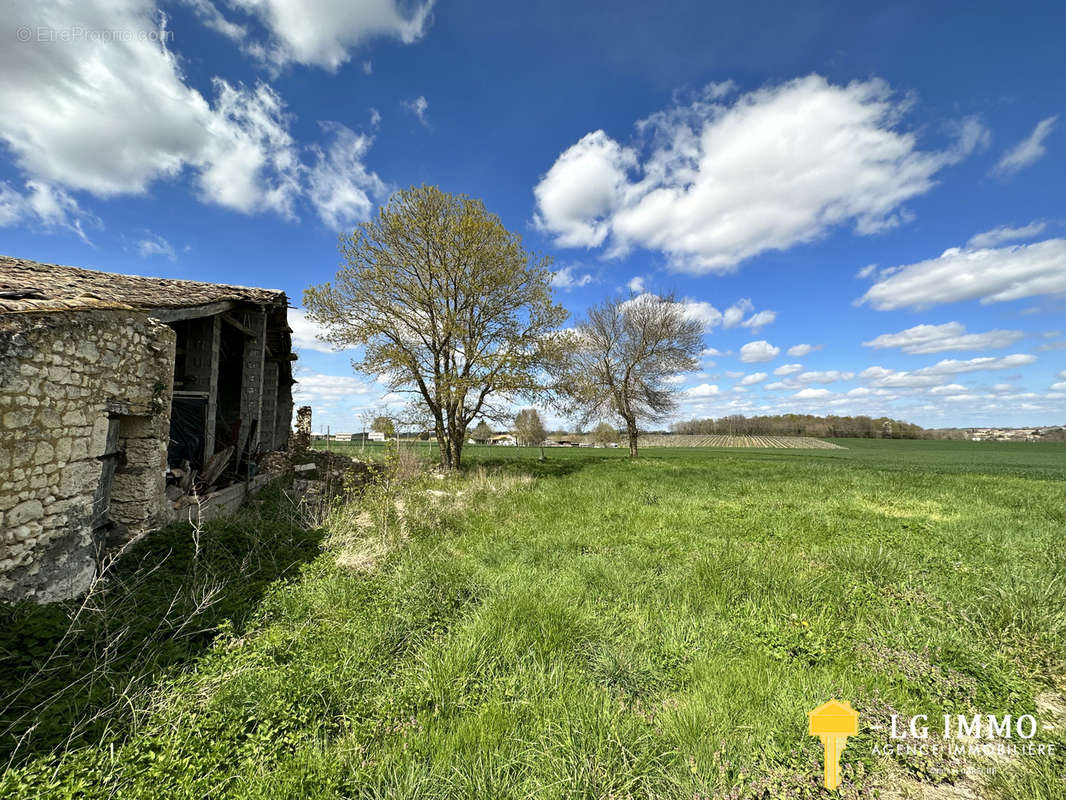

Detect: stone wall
0,310,175,603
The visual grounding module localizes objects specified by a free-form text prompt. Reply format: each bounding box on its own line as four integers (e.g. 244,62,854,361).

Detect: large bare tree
556,294,703,456
304,186,567,469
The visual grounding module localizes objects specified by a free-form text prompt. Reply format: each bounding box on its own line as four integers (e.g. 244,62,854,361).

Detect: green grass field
2,440,1064,798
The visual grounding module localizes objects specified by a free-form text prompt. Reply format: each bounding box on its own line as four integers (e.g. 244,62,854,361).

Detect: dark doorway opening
215,322,245,457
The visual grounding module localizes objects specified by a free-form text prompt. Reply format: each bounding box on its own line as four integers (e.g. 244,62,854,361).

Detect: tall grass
2,442,1064,798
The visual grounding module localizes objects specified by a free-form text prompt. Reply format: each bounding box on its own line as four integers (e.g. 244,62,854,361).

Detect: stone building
0,255,296,603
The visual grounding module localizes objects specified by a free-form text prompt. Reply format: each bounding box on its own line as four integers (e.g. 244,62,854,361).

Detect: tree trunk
434,416,450,469
448,430,463,470
625,418,639,457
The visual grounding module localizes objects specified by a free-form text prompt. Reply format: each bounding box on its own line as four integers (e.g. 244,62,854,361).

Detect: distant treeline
671,414,927,439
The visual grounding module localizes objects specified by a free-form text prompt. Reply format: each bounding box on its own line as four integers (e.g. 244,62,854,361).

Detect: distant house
368,430,386,442
333,432,353,442
490,434,517,446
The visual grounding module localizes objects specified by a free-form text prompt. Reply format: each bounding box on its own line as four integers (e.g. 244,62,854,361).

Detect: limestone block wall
0,310,175,603
274,375,294,451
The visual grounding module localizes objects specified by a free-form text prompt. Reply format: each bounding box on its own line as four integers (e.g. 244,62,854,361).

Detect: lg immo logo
808,700,859,790
807,699,1056,791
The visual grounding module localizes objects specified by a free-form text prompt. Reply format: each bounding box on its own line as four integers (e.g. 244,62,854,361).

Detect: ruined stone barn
0,255,297,603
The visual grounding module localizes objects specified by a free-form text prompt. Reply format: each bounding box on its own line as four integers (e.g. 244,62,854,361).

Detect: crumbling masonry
0,256,296,603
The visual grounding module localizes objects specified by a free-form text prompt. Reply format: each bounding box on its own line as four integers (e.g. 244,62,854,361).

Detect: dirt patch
855,497,958,523
878,773,984,800
858,644,979,707
335,536,389,572
1036,690,1066,720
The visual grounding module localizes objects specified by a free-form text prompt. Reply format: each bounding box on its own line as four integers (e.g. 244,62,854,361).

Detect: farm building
0,255,296,603
490,434,517,446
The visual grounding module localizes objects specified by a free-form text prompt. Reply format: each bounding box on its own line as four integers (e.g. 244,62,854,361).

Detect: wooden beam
222,313,257,337
149,300,235,323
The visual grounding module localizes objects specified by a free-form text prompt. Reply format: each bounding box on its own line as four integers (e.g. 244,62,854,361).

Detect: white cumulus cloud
794,388,833,399
794,370,854,384
677,299,723,331
966,221,1046,249
722,298,753,328
550,265,594,290
0,0,395,230
0,1,311,216
288,309,351,353
229,0,434,70
740,310,776,330
534,75,985,274
739,340,780,363
929,383,968,395
624,293,771,334
860,354,1038,389
307,122,387,229
684,383,721,398
859,238,1066,310
863,322,1024,354
292,370,373,411
0,180,95,242
533,130,636,248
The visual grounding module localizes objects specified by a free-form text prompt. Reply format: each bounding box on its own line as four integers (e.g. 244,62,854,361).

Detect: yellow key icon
808,700,859,790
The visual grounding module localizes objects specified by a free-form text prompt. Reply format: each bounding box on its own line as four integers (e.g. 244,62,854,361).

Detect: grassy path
2,442,1064,798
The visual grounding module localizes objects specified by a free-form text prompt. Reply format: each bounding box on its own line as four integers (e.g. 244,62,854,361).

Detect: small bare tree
471,420,494,443
555,294,703,456
514,408,547,446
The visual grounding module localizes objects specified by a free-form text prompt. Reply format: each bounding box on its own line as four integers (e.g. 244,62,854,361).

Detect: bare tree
514,408,547,446
471,420,494,443
304,186,567,469
358,408,375,452
555,294,703,456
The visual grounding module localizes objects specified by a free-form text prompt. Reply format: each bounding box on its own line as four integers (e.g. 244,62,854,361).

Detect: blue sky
2,0,1064,432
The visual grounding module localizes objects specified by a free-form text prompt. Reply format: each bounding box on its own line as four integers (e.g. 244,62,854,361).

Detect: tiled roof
0,255,288,314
